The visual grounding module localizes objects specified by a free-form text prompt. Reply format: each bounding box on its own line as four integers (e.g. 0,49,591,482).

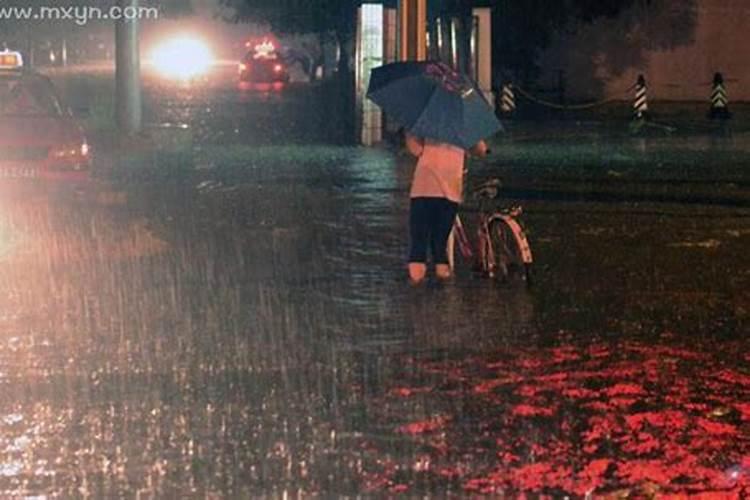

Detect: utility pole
115,0,142,135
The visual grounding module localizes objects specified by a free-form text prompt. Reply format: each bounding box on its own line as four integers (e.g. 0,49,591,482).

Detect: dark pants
409,197,458,264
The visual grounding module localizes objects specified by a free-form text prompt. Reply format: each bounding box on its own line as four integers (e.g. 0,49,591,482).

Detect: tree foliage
219,0,356,38
486,0,697,84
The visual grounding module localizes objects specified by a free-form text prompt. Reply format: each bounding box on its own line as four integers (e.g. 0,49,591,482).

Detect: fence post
633,74,649,121
500,81,516,115
709,72,731,120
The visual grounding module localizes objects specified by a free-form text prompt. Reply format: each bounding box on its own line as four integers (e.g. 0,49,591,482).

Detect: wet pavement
0,66,748,497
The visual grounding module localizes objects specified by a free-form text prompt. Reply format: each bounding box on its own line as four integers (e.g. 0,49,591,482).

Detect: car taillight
274,64,282,72
52,142,89,159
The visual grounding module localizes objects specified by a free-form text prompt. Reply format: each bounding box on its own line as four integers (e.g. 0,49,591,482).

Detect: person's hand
470,140,488,158
404,133,424,157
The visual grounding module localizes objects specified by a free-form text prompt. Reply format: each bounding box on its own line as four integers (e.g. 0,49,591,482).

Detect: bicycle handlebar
465,178,524,217
470,177,502,200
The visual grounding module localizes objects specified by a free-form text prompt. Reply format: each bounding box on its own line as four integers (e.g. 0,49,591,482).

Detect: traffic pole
500,82,516,115
115,0,142,135
633,74,649,121
709,72,731,120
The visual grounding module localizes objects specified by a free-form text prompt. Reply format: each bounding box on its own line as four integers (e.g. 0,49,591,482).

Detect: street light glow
148,35,214,80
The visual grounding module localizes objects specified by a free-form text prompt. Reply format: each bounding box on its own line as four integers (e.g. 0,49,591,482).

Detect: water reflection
0,70,747,496
0,145,541,496
0,153,748,495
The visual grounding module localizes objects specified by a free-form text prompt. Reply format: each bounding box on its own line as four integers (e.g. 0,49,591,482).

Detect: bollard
709,72,732,120
500,82,516,115
633,74,649,120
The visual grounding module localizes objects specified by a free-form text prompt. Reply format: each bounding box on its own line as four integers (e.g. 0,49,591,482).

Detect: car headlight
149,36,214,80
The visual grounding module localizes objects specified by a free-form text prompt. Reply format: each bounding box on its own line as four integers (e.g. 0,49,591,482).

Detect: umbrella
367,60,502,149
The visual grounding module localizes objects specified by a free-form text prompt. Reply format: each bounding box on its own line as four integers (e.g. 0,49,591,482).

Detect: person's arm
404,133,424,157
469,139,488,158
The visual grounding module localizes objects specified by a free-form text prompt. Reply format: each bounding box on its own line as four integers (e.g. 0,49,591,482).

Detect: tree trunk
61,38,67,67
335,30,353,76
318,30,337,80
25,26,34,68
332,29,355,144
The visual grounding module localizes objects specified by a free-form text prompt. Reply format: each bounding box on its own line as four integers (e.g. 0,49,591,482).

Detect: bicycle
447,178,533,284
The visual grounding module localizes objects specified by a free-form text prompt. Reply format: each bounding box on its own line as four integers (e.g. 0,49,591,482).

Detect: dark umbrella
367,61,502,149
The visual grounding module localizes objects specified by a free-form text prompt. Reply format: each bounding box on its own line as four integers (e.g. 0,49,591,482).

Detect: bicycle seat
472,178,502,199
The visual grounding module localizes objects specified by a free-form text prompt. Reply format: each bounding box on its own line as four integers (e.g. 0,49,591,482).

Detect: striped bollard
500,82,516,115
633,74,649,120
709,72,731,120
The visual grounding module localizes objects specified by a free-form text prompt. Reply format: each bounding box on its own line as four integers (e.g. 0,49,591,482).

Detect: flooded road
0,66,748,497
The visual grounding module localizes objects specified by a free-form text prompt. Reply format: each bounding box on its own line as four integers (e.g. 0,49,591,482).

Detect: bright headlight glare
149,36,214,80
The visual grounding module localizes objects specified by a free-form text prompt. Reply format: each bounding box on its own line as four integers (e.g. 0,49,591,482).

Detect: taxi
0,50,91,181
238,38,290,85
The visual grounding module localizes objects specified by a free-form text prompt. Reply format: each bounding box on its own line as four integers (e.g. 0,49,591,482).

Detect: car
0,50,91,182
238,38,290,85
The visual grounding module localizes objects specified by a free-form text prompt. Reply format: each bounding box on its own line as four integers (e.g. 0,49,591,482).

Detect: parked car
0,50,91,181
238,39,290,84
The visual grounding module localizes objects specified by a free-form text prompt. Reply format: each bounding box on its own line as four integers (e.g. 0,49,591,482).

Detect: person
404,132,488,285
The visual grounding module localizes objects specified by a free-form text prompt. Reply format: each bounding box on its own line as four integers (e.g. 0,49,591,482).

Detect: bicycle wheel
486,216,533,285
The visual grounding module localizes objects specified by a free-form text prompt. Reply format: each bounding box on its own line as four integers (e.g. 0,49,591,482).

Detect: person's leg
430,199,459,280
408,198,430,284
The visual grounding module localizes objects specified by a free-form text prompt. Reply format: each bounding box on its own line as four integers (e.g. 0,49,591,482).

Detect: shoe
435,264,453,281
408,262,427,284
